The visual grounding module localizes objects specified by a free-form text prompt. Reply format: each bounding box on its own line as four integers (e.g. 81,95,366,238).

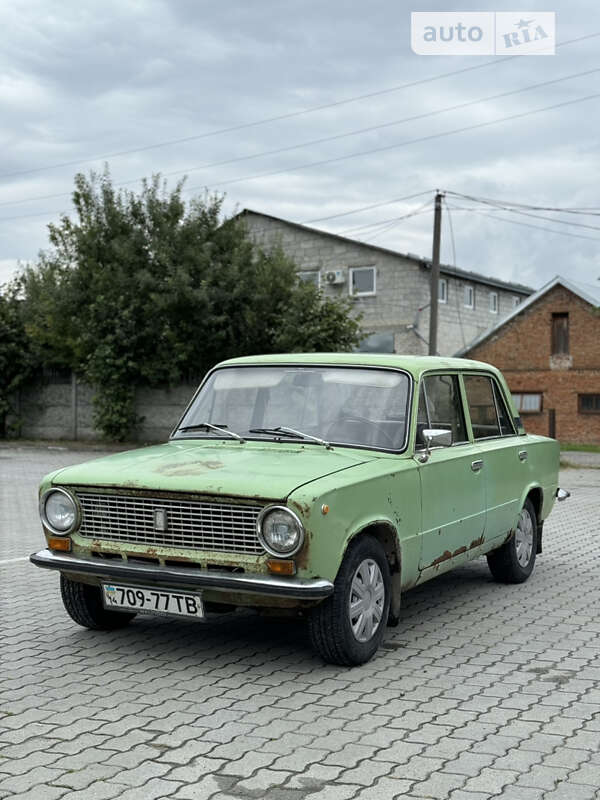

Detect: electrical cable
446,190,600,217
184,92,600,192
2,30,595,182
5,64,599,213
446,204,600,241
446,197,600,231
339,199,434,235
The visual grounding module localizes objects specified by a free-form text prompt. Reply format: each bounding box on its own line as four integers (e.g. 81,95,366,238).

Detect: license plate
102,584,204,618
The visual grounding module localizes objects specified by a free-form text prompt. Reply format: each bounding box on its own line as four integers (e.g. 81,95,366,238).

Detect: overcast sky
1,0,599,291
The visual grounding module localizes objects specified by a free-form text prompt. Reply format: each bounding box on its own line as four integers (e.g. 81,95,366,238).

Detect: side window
493,382,516,435
416,374,467,447
464,375,501,439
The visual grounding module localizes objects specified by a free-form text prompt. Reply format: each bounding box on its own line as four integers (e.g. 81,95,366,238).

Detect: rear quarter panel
519,434,560,521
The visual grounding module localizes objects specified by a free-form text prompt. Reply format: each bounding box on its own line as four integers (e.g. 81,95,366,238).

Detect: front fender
288,458,421,589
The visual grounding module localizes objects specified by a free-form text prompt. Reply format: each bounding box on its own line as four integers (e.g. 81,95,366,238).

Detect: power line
301,190,434,224
446,196,600,231
339,199,434,235
6,62,599,213
358,206,434,244
106,66,600,188
446,190,600,217
446,204,600,241
184,92,600,192
3,30,594,183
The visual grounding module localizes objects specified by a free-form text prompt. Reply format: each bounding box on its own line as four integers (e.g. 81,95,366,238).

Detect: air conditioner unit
323,269,346,285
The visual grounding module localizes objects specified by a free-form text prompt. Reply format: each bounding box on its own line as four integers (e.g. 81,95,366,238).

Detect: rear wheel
487,499,537,584
309,535,391,666
60,575,136,630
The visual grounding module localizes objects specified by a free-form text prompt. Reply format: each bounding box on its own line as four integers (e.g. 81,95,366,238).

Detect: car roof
216,353,503,380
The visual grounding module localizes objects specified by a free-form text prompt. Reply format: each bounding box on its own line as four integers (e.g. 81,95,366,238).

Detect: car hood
50,440,375,501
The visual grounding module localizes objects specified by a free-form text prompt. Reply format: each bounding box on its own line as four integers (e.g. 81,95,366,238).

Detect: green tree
0,278,37,438
23,170,362,440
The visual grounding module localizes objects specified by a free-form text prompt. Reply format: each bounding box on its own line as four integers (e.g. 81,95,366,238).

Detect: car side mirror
417,428,452,463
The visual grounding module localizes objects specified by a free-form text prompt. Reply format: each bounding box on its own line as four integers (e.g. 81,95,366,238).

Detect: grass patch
560,442,600,453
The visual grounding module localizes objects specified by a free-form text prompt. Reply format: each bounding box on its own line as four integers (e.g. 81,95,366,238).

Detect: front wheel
308,535,391,666
60,575,136,630
487,499,537,584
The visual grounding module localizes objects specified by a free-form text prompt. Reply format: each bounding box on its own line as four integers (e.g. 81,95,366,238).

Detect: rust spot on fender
453,546,467,556
469,535,485,549
290,500,311,518
431,550,452,567
294,533,311,571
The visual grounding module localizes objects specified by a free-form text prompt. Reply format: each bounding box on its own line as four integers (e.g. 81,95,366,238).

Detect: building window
439,278,448,304
512,296,521,308
356,331,395,353
298,270,320,287
464,285,474,309
349,266,376,297
579,394,600,414
489,292,498,314
512,393,543,413
551,312,569,355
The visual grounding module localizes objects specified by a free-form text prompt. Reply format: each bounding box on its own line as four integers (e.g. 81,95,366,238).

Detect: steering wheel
327,414,395,448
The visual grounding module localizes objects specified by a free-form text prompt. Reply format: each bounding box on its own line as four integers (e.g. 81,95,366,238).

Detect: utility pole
428,191,443,356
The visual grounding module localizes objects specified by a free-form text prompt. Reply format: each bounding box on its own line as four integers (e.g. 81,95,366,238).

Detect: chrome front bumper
30,549,334,600
556,488,570,501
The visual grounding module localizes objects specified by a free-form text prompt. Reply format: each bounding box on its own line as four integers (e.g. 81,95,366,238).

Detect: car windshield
174,365,411,451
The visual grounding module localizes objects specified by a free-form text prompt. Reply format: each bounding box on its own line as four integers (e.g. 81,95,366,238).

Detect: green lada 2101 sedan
31,354,567,666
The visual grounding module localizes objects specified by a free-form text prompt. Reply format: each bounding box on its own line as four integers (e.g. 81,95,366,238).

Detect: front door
416,374,486,571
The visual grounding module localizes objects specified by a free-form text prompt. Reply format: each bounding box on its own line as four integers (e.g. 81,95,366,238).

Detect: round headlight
40,489,78,534
257,506,304,557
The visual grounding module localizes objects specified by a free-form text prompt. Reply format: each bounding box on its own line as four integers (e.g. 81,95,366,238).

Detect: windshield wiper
249,426,332,450
177,422,245,443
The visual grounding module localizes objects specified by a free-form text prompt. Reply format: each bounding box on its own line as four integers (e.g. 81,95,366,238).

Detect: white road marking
0,556,30,565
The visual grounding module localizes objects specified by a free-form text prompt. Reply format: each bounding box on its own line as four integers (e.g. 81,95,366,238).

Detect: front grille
75,492,264,555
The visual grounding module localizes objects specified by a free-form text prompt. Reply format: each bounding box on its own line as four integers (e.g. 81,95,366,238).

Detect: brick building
239,209,532,357
458,276,600,445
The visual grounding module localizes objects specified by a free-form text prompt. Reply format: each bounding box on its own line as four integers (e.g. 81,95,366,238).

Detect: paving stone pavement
1,444,599,800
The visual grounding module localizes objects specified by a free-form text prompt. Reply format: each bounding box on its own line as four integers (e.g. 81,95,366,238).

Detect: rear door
462,373,523,542
417,373,486,571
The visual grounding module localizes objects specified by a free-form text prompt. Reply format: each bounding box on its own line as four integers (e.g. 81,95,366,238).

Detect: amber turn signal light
47,537,71,552
266,559,296,576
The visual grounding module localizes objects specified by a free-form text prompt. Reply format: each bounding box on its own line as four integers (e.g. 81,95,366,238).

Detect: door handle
519,450,528,461
471,460,483,472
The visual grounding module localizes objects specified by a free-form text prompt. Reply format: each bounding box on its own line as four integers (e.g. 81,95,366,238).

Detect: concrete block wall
9,379,198,443
243,212,527,357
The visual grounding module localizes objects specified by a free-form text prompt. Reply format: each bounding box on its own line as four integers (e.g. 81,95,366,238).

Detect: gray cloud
1,0,599,290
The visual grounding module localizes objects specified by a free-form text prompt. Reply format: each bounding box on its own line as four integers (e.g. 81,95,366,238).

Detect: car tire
308,535,391,666
60,575,136,630
487,498,537,584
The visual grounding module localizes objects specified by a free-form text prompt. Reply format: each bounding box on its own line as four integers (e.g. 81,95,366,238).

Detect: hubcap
515,508,534,567
348,558,385,642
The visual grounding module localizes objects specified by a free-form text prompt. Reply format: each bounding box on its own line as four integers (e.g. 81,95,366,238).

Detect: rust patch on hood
155,460,225,477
